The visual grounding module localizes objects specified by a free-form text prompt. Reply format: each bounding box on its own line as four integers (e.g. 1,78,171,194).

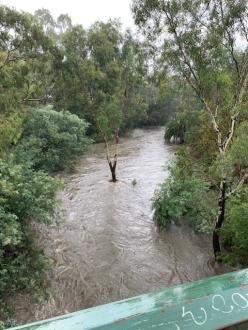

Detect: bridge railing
9,269,248,330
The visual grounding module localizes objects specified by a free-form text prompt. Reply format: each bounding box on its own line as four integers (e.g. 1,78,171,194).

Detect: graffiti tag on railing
171,292,248,329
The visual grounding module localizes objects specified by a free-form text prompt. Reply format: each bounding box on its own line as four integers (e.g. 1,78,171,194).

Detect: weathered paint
9,269,248,330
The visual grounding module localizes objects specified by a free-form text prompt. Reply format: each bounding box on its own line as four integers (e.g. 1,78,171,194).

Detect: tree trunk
213,179,226,260
109,160,117,182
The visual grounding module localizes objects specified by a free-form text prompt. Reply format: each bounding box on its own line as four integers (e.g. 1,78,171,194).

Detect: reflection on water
13,128,224,324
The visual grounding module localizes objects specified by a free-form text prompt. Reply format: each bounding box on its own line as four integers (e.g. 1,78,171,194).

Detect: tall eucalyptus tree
132,0,248,257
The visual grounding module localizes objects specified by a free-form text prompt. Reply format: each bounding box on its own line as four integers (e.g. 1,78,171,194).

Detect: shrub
152,149,216,232
0,159,61,314
220,187,248,265
15,106,91,172
164,110,200,144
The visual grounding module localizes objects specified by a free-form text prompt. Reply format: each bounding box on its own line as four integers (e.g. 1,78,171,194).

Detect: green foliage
146,74,200,127
0,7,92,316
152,149,215,232
220,187,248,265
15,107,90,172
0,158,61,316
229,122,248,168
0,6,65,324
34,9,72,40
0,5,53,97
165,108,219,164
0,112,24,156
0,5,54,154
52,20,149,135
119,31,149,128
210,121,248,184
189,112,219,164
165,110,200,143
97,98,123,138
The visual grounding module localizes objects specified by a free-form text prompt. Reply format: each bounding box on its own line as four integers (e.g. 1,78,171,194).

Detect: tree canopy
133,0,248,260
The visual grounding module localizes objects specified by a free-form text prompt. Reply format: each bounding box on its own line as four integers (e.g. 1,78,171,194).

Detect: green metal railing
9,269,248,330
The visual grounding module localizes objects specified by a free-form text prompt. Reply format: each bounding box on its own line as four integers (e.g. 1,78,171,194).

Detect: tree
0,5,54,153
146,64,200,126
52,20,150,131
52,20,149,181
96,99,122,182
14,107,90,172
132,0,248,258
51,21,124,181
57,14,72,35
119,31,149,129
164,110,200,143
0,8,92,322
34,8,57,39
34,9,72,41
87,21,126,182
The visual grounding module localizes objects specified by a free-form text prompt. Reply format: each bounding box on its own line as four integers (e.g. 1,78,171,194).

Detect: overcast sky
0,0,136,30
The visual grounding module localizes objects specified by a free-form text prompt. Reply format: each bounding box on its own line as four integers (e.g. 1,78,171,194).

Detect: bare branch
23,98,43,103
96,122,111,163
226,172,248,199
214,105,219,119
239,16,248,43
223,114,238,152
114,129,119,162
201,98,223,152
165,9,199,87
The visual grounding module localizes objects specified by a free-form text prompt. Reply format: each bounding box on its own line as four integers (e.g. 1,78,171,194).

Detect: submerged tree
52,20,150,182
133,0,248,258
101,128,120,183
97,99,122,182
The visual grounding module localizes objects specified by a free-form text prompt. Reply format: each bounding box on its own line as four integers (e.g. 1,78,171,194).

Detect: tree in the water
97,99,122,182
132,0,248,258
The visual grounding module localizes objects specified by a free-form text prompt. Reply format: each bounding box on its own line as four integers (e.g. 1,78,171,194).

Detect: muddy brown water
13,128,228,325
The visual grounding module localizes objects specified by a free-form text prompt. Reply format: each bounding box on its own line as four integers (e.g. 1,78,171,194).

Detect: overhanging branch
226,172,248,199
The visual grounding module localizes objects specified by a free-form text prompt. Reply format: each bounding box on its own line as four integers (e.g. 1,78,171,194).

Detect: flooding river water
14,128,225,324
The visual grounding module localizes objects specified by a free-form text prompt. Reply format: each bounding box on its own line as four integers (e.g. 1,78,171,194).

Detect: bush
152,149,216,232
15,107,91,172
0,107,90,324
220,187,248,265
164,110,200,144
0,159,61,315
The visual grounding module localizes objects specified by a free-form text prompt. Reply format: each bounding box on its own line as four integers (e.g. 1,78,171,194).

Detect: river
13,127,226,324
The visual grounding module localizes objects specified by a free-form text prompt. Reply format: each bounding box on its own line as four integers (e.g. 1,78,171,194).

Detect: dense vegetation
15,107,90,172
0,6,86,327
153,149,216,232
133,0,248,265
